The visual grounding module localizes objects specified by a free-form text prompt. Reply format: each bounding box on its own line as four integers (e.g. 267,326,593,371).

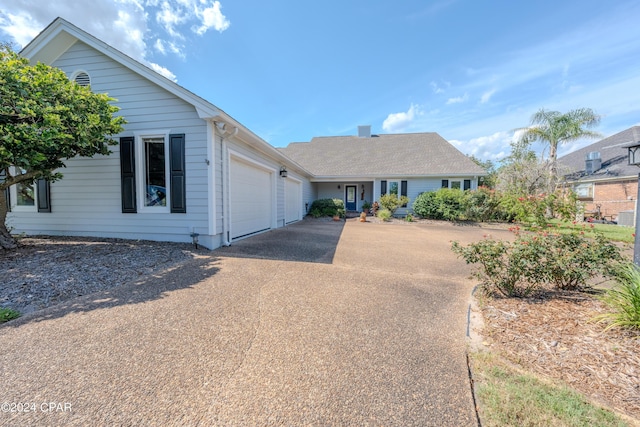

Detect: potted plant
362,200,371,215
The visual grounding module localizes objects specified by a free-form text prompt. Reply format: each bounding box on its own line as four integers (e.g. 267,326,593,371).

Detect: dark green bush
413,188,465,220
308,198,345,217
464,187,513,222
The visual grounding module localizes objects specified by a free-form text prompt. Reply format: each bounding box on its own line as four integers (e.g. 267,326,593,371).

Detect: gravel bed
1,236,204,315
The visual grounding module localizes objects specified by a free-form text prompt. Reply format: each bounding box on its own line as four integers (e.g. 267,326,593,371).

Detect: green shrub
499,190,578,226
452,229,623,297
377,208,392,222
405,213,414,222
594,263,640,331
309,198,345,218
464,186,513,222
379,194,409,214
413,188,465,221
0,308,21,323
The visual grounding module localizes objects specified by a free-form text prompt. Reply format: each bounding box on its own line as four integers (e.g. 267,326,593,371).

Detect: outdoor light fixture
279,166,288,178
190,231,200,249
625,137,640,265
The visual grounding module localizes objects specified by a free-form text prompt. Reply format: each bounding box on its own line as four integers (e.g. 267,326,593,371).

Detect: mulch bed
482,292,640,420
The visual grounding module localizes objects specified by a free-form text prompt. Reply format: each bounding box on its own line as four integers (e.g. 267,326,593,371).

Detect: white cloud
430,81,448,94
149,62,177,82
155,38,166,54
480,89,496,104
194,1,230,34
0,0,230,82
446,93,468,105
382,104,421,132
0,11,42,47
453,131,517,161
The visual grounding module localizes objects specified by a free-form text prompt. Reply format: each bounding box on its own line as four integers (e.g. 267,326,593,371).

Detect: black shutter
169,133,186,213
120,136,137,213
36,179,51,212
380,180,387,196
401,180,408,207
463,179,471,190
441,179,449,188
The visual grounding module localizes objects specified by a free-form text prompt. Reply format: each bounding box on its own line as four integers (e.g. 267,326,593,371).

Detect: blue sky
1,0,639,161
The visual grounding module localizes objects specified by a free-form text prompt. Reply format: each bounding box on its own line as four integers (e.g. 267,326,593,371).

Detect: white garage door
285,178,301,224
230,157,273,239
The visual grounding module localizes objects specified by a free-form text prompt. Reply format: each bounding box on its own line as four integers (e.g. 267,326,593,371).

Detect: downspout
220,125,238,246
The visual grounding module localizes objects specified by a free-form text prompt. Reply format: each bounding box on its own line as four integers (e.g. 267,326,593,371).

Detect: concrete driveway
0,218,511,426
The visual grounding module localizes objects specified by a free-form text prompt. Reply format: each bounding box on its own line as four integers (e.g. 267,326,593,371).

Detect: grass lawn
540,219,635,243
471,352,631,427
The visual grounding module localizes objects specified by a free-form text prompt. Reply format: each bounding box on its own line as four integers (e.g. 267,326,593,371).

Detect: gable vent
74,72,91,87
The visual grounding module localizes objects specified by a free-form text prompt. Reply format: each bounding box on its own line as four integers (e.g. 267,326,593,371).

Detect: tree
515,108,601,192
468,155,496,188
0,47,126,249
495,138,548,197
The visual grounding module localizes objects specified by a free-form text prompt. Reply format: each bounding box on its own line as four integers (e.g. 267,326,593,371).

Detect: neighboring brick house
559,126,640,222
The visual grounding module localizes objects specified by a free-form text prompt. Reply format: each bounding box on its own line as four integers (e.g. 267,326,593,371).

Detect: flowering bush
451,227,624,297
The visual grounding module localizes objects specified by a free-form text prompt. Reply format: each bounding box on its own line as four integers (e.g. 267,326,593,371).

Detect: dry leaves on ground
482,293,640,420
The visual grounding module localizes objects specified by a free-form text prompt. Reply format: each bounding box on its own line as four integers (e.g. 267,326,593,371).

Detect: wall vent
74,72,91,87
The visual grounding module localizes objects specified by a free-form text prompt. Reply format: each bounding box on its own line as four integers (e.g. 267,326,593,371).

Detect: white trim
207,121,216,237
134,130,171,213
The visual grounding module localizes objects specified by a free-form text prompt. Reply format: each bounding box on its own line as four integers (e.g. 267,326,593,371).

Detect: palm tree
516,108,602,191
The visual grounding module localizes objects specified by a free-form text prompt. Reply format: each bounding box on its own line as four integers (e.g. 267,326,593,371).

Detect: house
559,126,640,222
5,17,483,249
279,126,485,215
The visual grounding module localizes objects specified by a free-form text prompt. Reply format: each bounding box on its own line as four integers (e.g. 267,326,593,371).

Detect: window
574,183,594,200
441,179,449,188
16,182,35,206
381,179,408,206
451,180,461,190
120,133,186,214
6,175,50,213
143,137,167,208
389,181,399,196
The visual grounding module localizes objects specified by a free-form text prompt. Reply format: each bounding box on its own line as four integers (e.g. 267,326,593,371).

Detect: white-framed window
135,131,170,212
574,183,594,200
441,179,472,190
9,181,36,212
380,179,408,206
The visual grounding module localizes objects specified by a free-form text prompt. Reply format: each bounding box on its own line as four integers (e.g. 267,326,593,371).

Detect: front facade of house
559,126,640,222
5,18,484,249
279,128,485,215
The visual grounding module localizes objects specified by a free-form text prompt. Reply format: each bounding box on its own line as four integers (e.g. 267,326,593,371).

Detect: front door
345,185,357,211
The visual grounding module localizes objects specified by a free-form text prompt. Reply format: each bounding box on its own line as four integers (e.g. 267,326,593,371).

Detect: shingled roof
279,132,485,178
559,126,640,183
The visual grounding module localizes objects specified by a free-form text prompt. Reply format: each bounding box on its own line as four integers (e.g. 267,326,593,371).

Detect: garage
230,156,273,239
285,178,301,224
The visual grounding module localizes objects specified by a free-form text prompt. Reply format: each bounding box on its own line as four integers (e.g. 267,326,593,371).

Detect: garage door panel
230,157,273,239
285,178,301,224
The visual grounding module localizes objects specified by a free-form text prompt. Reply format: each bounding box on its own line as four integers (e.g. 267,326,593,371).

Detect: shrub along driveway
0,218,512,426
